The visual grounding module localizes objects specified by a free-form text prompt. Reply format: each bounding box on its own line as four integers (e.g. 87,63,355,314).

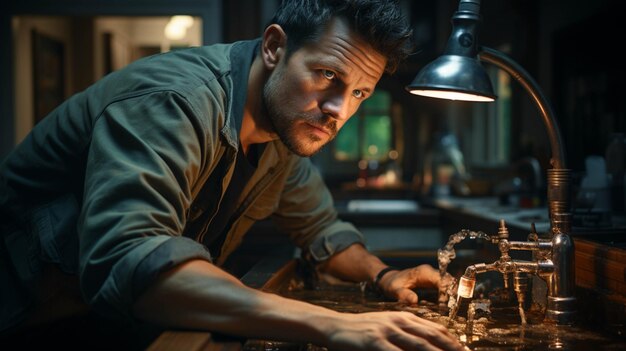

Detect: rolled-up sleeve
272,157,365,263
78,90,216,321
306,223,364,261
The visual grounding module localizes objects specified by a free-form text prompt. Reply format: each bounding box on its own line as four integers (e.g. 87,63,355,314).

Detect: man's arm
271,158,445,305
316,242,388,284
133,259,464,351
317,243,444,304
133,259,332,343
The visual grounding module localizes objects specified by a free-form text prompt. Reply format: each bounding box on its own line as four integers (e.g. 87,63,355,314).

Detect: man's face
263,18,387,157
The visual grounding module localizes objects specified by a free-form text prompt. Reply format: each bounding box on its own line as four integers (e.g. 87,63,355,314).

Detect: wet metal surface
243,278,626,351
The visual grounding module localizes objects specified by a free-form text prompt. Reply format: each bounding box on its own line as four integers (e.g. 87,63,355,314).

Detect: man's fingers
396,288,418,304
401,313,465,351
414,264,442,286
388,332,448,351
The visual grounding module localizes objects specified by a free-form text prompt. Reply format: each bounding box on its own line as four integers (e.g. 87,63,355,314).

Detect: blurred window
464,66,511,166
334,90,392,162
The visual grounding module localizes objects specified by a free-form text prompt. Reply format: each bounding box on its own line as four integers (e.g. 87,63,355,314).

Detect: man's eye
322,70,336,80
353,90,364,99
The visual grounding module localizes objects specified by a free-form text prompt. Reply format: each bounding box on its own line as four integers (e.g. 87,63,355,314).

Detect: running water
466,299,476,334
437,229,490,313
516,291,527,325
465,299,491,335
448,295,462,326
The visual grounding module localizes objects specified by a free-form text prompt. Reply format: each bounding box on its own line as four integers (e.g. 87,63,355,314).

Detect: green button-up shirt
0,39,363,328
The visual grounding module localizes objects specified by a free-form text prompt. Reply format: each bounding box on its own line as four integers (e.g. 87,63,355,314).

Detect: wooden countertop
147,331,241,351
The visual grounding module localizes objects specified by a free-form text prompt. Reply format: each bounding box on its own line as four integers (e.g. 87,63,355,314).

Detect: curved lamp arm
479,46,567,170
405,0,572,229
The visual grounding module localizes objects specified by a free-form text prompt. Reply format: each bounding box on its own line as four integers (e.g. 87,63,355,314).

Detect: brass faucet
459,219,576,324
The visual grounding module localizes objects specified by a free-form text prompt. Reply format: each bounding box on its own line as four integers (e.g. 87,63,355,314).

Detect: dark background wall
3,0,624,176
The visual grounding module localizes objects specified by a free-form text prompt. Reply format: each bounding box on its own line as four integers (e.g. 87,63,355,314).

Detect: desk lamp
406,0,575,323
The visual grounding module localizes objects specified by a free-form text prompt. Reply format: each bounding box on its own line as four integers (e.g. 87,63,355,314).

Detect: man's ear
262,24,287,70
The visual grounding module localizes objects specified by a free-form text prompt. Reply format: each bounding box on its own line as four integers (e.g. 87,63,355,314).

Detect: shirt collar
226,38,261,144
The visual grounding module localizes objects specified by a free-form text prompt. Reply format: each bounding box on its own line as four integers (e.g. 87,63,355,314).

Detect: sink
432,196,551,233
335,199,439,227
243,259,626,351
345,199,419,213
483,207,551,234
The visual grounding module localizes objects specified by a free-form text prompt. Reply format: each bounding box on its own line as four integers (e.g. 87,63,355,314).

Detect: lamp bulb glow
409,89,495,102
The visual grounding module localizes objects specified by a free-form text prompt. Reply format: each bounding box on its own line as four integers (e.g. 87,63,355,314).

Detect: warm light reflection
171,15,194,28
434,60,462,78
408,89,495,102
164,15,195,40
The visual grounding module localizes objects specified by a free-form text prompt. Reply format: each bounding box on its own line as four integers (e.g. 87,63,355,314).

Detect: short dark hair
269,0,413,74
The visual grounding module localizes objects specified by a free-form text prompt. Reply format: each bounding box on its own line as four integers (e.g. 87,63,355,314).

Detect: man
0,0,463,350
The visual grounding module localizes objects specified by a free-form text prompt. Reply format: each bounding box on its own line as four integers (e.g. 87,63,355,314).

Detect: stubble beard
262,72,338,157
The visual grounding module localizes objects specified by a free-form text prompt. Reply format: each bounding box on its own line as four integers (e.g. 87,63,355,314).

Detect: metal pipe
479,47,573,239
545,231,577,324
549,232,575,298
507,241,541,251
478,47,566,170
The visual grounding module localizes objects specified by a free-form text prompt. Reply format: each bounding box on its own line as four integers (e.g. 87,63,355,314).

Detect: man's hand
328,310,465,351
377,264,453,304
135,259,465,351
318,244,456,305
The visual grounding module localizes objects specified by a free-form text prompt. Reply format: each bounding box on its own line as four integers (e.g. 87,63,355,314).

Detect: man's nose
320,92,351,121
